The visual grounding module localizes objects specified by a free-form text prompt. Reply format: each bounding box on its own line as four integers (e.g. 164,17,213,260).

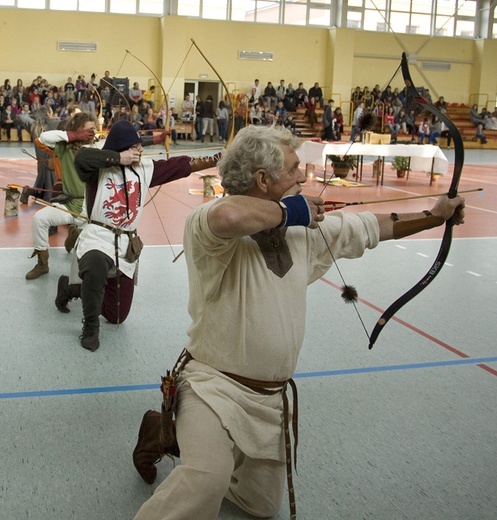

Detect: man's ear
254,168,269,194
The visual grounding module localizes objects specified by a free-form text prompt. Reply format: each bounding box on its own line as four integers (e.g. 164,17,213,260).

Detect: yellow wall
0,9,161,91
0,8,495,111
160,17,328,109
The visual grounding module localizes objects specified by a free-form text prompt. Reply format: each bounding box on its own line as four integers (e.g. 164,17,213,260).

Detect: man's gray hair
218,125,301,195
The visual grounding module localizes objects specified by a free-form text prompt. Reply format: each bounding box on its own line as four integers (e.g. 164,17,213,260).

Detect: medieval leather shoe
20,187,32,204
55,275,78,313
64,224,80,253
79,318,100,352
133,410,180,484
25,249,49,280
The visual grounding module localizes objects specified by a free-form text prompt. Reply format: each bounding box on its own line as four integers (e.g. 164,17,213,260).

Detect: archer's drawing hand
120,149,141,166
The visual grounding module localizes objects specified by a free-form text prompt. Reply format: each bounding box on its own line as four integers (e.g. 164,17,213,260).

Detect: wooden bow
368,52,464,349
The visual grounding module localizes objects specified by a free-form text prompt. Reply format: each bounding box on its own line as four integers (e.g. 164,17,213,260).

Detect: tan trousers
133,383,286,519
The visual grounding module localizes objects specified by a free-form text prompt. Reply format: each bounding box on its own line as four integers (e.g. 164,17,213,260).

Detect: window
178,0,200,17
18,0,44,7
110,0,136,14
203,0,228,20
0,0,487,38
140,0,164,14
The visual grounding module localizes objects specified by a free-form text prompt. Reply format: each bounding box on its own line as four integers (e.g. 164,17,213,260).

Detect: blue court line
1,356,496,401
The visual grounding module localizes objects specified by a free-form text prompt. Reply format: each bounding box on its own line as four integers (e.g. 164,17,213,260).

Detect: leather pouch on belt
125,233,144,262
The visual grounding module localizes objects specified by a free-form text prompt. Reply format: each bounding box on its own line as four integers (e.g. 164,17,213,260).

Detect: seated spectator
483,114,497,130
156,101,167,129
1,101,16,141
142,106,157,136
405,109,417,138
384,106,400,136
99,71,112,91
129,82,143,105
112,105,130,125
396,108,408,134
418,117,431,144
130,104,143,131
284,114,299,135
294,83,307,108
79,92,96,115
181,94,194,121
31,96,42,116
275,100,287,126
391,96,403,116
264,82,276,110
429,117,441,145
309,82,323,107
373,99,384,119
247,87,260,107
351,86,363,109
139,101,150,118
305,96,318,126
470,104,485,126
362,89,374,110
64,77,76,102
249,102,263,125
75,75,87,102
142,85,156,109
434,96,447,113
333,107,344,135
284,83,296,111
251,78,261,100
474,123,487,144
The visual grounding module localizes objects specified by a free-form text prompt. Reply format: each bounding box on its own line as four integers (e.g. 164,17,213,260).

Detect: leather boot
20,187,33,205
79,318,100,351
133,410,180,484
189,152,222,173
25,250,49,280
64,224,80,253
55,275,81,313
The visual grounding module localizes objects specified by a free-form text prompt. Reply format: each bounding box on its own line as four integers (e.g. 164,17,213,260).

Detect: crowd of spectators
2,74,497,144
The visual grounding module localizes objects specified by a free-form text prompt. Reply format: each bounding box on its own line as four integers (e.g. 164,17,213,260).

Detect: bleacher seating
0,128,31,143
291,102,497,150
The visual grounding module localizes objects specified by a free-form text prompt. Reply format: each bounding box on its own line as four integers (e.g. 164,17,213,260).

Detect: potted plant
327,154,358,179
391,156,411,178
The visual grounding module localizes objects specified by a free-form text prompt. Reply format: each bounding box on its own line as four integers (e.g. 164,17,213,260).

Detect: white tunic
76,159,154,278
180,201,380,461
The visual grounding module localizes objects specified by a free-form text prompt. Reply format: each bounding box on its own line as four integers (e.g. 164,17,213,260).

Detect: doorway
183,80,221,113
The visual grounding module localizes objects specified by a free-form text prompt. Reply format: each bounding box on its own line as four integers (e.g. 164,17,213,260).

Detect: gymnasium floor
0,139,496,520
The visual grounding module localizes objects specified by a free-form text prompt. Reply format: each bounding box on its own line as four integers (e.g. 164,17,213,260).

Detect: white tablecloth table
297,141,449,185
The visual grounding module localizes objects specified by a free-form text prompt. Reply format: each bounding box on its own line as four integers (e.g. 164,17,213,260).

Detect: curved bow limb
368,52,464,350
190,38,235,145
124,49,171,156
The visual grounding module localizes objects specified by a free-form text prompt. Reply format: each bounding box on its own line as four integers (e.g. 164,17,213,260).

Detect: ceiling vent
58,41,97,52
422,61,451,71
238,50,273,61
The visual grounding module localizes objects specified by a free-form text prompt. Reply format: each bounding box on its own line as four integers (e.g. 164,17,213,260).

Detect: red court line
320,277,497,376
